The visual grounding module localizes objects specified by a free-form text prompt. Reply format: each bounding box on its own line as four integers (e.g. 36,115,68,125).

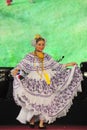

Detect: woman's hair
32,34,46,47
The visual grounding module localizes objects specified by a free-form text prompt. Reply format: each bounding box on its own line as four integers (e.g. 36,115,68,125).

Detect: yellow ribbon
43,70,51,85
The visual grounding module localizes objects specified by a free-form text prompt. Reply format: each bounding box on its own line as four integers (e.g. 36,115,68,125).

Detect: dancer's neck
35,49,42,52
34,50,44,59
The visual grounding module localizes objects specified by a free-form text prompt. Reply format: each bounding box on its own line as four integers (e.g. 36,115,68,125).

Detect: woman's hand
11,68,19,76
70,62,77,66
65,62,77,67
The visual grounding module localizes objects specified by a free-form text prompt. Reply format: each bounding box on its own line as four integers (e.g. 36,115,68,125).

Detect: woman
11,34,82,129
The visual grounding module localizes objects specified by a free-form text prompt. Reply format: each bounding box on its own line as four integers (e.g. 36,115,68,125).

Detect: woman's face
35,40,45,52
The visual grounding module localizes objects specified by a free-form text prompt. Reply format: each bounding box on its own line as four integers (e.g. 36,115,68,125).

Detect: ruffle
46,84,82,124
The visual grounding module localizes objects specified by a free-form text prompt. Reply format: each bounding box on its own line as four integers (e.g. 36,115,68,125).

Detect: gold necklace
34,51,51,85
34,51,44,79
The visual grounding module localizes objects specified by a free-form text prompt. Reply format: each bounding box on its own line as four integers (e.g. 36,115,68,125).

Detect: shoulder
44,53,53,60
24,52,34,60
25,52,34,56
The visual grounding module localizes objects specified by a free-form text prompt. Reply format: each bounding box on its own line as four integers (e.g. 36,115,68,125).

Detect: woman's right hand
11,68,19,76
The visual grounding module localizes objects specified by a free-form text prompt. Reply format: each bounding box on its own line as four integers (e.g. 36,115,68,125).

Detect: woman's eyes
38,44,44,46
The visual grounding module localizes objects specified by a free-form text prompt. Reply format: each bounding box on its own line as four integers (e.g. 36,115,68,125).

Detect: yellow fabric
43,70,51,85
35,51,44,59
34,51,50,84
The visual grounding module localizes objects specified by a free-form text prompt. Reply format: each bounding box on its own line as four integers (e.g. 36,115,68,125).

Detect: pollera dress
12,53,82,124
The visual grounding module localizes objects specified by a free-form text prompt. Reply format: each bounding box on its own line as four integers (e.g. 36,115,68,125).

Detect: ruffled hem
13,79,82,124
46,85,82,124
15,84,82,124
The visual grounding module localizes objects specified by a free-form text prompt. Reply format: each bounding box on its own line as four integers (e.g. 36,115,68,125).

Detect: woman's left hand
70,62,77,66
65,62,77,67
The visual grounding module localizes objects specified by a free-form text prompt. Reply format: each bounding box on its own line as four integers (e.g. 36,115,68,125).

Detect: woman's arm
11,53,32,77
64,62,77,67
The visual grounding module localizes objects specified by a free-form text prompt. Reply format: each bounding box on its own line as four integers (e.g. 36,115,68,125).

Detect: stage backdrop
0,0,87,67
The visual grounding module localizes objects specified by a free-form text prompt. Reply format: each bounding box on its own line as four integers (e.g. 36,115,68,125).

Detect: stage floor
0,125,87,130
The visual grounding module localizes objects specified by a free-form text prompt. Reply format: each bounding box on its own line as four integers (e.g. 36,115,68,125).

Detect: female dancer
11,34,82,129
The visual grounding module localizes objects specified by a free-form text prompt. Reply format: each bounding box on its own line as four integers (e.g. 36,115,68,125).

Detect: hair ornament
31,34,46,47
34,34,41,39
32,39,36,47
32,34,41,47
